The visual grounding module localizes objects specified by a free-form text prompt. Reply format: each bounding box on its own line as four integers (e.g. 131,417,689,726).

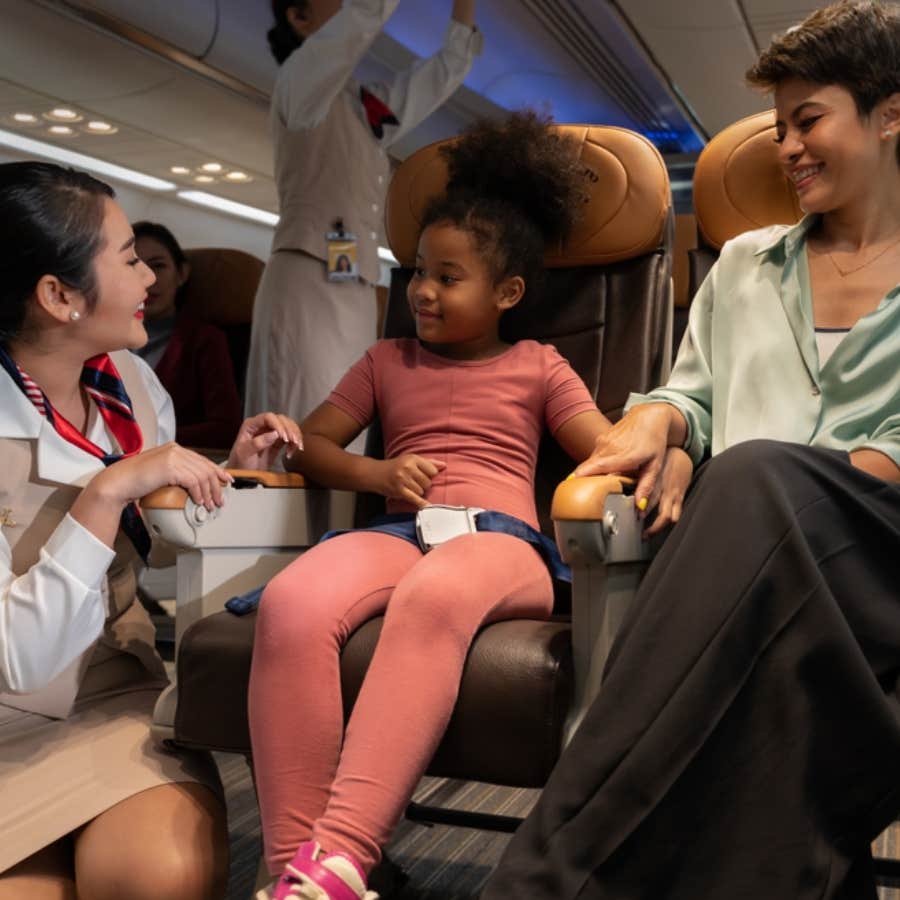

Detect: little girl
249,111,693,900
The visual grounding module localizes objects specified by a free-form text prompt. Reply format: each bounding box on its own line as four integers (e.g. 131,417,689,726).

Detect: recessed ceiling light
84,120,117,134
44,108,82,123
224,170,252,182
194,174,216,183
200,162,223,173
0,127,176,191
170,165,191,175
177,190,279,226
13,112,38,124
48,125,75,136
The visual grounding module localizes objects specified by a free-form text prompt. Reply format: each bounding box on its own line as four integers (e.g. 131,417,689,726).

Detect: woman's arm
378,2,482,147
274,0,400,131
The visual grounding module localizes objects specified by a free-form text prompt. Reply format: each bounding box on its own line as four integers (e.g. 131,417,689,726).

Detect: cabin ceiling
0,0,821,216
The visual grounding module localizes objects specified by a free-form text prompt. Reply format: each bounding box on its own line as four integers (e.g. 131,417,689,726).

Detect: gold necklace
825,231,900,277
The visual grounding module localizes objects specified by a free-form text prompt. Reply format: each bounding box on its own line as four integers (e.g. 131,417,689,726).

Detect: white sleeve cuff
46,514,116,589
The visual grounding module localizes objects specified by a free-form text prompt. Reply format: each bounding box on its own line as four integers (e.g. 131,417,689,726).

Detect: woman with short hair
482,3,900,898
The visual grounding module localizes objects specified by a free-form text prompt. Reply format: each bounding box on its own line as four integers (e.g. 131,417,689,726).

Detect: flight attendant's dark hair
0,161,113,341
421,110,587,339
269,0,309,64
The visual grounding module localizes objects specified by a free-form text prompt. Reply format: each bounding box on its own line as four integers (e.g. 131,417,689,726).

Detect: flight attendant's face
62,199,156,354
287,0,342,39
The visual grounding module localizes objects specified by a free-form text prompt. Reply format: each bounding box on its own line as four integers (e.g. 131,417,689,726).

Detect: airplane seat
179,247,265,403
672,213,699,351
142,124,674,814
690,109,801,293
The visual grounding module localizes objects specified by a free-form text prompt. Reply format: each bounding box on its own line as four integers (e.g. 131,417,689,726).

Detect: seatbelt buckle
415,504,484,552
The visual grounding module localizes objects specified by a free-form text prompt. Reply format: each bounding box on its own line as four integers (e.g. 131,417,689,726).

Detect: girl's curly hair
421,110,587,337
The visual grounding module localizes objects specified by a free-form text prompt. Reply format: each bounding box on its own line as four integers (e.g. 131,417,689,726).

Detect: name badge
326,230,359,283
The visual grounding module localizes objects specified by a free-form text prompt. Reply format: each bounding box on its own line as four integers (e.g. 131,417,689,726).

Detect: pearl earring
884,129,894,138
70,310,81,321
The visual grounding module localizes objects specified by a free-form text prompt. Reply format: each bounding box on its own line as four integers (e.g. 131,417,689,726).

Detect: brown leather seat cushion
175,610,573,787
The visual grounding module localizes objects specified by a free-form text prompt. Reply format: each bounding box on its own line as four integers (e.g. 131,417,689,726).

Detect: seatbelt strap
225,511,570,615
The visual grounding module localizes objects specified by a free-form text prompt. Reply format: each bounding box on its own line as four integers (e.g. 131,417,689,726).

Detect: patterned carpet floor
217,751,900,900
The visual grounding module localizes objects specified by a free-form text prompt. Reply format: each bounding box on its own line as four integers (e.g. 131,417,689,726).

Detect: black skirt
482,439,900,900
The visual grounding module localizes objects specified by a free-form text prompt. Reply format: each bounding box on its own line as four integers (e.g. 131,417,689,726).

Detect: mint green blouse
628,216,900,468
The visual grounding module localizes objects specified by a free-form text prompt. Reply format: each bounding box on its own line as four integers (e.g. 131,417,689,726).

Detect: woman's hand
372,454,446,509
642,447,694,538
451,0,476,27
573,403,680,506
71,443,233,549
226,413,303,471
92,443,233,509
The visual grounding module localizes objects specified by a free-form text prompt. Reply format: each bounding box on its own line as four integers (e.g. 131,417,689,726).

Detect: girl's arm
286,401,444,508
552,409,612,464
274,0,400,131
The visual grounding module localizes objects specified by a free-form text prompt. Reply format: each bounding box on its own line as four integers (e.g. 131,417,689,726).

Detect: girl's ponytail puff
422,110,587,337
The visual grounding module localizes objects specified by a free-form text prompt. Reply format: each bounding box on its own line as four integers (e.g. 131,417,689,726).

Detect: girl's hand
226,413,303,471
643,447,694,538
373,454,446,509
88,443,233,511
573,403,675,505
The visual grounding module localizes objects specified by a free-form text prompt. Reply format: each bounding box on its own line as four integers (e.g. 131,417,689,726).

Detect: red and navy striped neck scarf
0,344,151,560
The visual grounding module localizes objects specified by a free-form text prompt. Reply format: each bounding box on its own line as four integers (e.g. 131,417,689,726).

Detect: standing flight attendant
245,0,481,430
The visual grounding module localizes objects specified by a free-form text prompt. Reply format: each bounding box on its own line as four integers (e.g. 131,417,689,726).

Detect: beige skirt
243,249,379,424
0,682,221,873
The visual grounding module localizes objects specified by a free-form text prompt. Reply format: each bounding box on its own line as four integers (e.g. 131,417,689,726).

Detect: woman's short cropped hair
0,161,113,341
746,1,900,117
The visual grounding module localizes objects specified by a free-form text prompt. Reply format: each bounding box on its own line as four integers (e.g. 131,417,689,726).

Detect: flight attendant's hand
227,413,304,471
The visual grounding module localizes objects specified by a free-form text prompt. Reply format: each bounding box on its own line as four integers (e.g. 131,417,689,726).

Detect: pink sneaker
270,841,379,900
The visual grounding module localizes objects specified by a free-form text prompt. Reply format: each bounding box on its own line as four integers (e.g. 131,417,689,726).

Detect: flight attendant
245,0,482,436
0,161,302,900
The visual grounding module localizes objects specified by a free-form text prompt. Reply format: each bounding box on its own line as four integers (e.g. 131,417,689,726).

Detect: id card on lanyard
326,218,359,283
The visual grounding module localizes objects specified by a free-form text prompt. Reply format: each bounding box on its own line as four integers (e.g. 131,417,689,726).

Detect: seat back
690,110,802,296
178,247,265,401
379,125,674,538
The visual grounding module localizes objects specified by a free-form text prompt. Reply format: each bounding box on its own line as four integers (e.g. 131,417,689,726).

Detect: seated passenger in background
133,221,243,449
249,111,694,900
0,161,302,899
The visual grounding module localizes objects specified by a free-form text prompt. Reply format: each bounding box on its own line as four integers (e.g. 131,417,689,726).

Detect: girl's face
68,199,155,354
773,79,898,215
136,234,188,321
407,222,523,360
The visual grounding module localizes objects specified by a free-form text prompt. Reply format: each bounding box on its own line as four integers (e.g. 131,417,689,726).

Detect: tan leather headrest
181,248,264,325
385,125,671,269
693,110,802,250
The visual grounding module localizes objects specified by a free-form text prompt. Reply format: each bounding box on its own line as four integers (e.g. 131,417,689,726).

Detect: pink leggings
248,530,553,875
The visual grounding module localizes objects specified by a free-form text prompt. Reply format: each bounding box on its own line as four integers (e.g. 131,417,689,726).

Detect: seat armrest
140,469,317,550
552,475,652,742
141,469,328,644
